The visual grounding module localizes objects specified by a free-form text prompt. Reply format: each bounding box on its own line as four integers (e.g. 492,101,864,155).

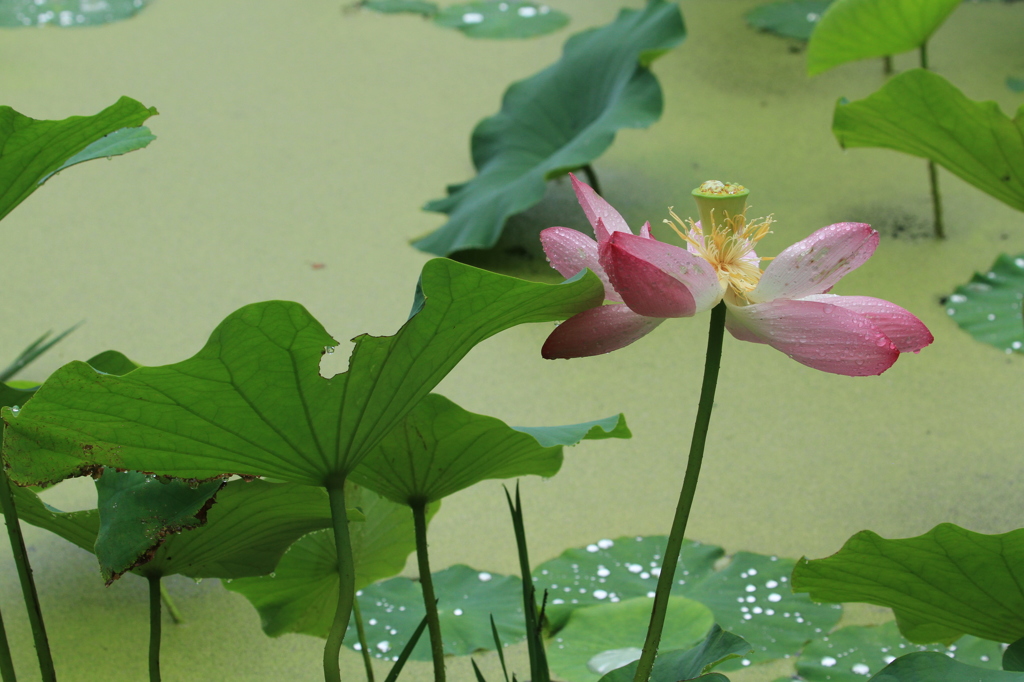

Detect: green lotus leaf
4,482,97,554
868,651,1024,681
832,69,1024,213
225,484,432,638
350,392,628,504
433,2,569,39
546,596,714,682
1005,637,1024,672
1,259,604,487
0,0,153,27
361,0,438,16
796,622,1001,681
944,253,1024,354
806,0,960,75
597,624,750,682
745,1,833,41
84,350,140,376
1009,78,1024,94
792,523,1024,644
414,0,685,255
0,97,157,221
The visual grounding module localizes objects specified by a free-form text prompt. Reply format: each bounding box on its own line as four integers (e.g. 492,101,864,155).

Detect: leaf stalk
411,500,445,682
147,575,162,682
0,602,17,682
323,477,356,682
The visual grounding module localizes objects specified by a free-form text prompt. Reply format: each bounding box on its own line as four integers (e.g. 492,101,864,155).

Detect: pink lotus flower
540,175,933,376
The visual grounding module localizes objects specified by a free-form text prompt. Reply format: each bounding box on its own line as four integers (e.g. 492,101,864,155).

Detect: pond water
1,0,1022,680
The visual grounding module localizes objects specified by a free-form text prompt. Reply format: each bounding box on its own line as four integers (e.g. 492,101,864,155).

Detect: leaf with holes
597,624,751,682
796,622,1002,681
868,651,1024,681
414,0,685,255
0,97,156,221
433,2,568,39
944,253,1024,354
1,259,604,487
0,0,153,27
745,0,833,41
832,69,1024,213
806,0,960,75
792,523,1024,645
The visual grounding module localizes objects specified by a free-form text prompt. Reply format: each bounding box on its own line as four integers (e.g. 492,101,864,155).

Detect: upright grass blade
147,575,162,682
159,584,183,625
0,468,55,682
0,602,16,681
471,659,489,682
504,483,549,682
489,615,510,682
411,500,445,682
352,597,376,682
0,324,81,383
382,614,429,682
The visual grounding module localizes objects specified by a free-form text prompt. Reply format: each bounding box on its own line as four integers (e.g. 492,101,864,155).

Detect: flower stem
0,602,17,682
0,468,55,682
352,596,375,682
323,477,356,682
632,301,727,682
917,40,945,240
581,164,602,197
147,575,162,682
159,582,183,625
411,500,445,682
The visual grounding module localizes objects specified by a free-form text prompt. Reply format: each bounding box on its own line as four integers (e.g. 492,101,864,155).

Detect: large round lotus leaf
745,0,832,41
869,651,1024,681
433,2,568,39
546,596,714,682
796,622,1002,681
344,564,523,660
0,0,152,27
945,254,1024,355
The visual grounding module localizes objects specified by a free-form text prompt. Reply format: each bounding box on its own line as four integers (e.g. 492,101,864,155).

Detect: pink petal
540,226,621,303
542,305,664,359
639,221,652,239
599,232,722,318
749,223,878,303
571,173,631,238
725,298,901,376
801,295,933,353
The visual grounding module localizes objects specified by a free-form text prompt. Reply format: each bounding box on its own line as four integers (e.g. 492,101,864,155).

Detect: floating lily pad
533,538,841,669
433,2,568,39
944,253,1024,354
341,565,524,660
361,0,438,15
1010,78,1024,93
0,0,152,27
792,523,1024,645
833,69,1024,213
868,651,1024,681
745,1,833,41
806,0,961,75
415,0,685,255
796,622,1002,681
597,625,751,682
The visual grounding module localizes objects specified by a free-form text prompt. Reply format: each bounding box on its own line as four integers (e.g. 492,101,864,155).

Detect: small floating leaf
361,0,438,15
597,624,751,682
792,523,1024,644
833,69,1024,213
868,651,1024,681
796,622,1001,681
944,253,1024,354
0,0,153,27
806,0,961,75
1009,77,1024,94
745,0,833,41
433,2,568,39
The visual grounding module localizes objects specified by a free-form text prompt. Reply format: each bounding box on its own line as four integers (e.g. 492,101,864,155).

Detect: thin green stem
0,602,17,682
883,55,893,76
411,500,445,682
0,468,55,682
147,575,162,682
632,302,727,682
159,583,183,625
919,41,929,71
927,160,945,239
580,164,602,197
323,477,356,682
352,596,375,682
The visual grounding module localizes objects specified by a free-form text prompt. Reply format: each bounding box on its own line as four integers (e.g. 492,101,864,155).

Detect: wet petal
801,294,933,353
749,223,878,303
571,173,631,239
725,298,900,376
540,226,620,302
600,232,722,318
638,221,652,239
542,305,664,359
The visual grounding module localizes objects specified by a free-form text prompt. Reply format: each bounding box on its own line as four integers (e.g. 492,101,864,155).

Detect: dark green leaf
414,0,684,255
944,253,1024,354
0,323,81,383
351,392,628,504
4,483,98,554
796,622,1001,681
85,350,140,376
225,485,432,638
94,468,224,582
867,651,1024,681
745,1,833,41
832,69,1024,213
546,596,714,682
597,625,750,682
806,0,960,75
512,412,630,446
0,97,157,221
1,259,604,487
1009,78,1024,94
0,383,36,411
362,0,438,16
433,2,568,39
792,523,1024,644
1004,637,1024,671
0,0,153,27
